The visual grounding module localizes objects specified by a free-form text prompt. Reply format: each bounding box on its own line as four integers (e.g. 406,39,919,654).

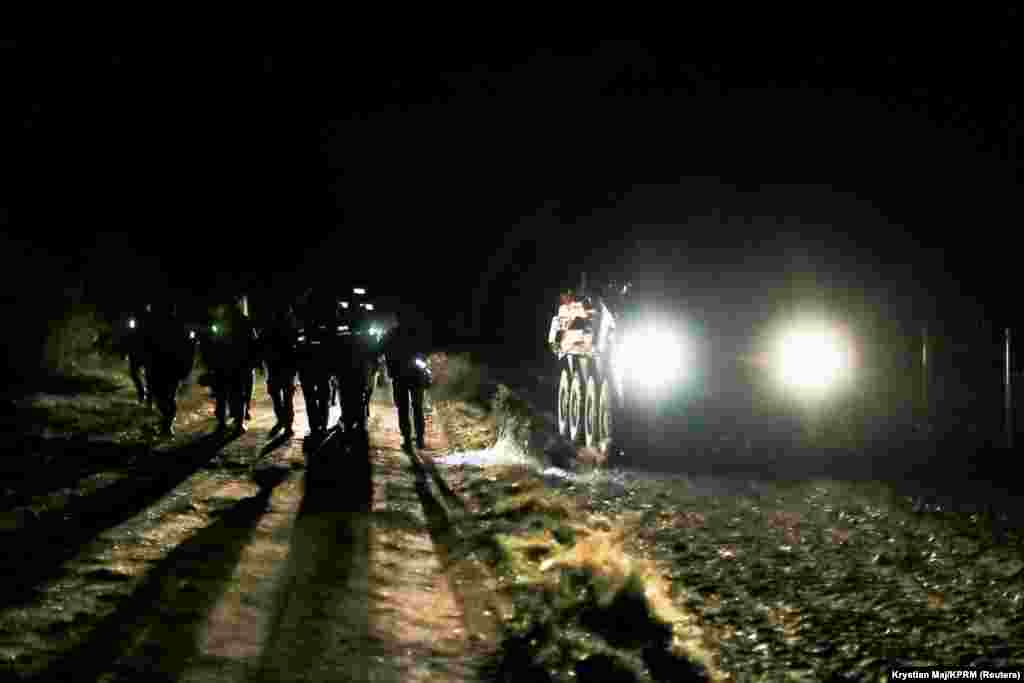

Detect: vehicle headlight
614,327,688,388
773,323,853,395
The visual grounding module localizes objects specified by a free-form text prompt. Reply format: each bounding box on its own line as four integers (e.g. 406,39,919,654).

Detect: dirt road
1,379,501,682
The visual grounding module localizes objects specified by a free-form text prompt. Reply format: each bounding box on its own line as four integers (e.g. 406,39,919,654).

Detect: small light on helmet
340,301,349,309
297,335,306,343
189,330,196,340
364,303,374,311
211,324,219,334
128,318,136,329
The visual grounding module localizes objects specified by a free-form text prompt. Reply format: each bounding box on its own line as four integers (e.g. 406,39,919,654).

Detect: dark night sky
2,31,1020,356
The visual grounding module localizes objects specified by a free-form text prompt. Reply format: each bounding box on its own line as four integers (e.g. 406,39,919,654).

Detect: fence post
921,325,929,428
1005,327,1013,450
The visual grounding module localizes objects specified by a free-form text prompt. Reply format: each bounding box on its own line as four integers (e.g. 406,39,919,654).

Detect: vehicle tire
557,366,572,438
585,374,600,448
599,377,614,457
569,372,585,444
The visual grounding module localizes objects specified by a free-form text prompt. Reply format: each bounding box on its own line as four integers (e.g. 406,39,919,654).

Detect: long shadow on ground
0,431,233,609
252,427,374,682
24,464,291,682
0,436,152,510
2,370,125,401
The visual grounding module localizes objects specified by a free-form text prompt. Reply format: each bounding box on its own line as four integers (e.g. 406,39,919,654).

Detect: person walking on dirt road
123,303,153,407
202,298,259,434
296,290,336,440
142,301,196,437
382,318,432,451
261,306,298,437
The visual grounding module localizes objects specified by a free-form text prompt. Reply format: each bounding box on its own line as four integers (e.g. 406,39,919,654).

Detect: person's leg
229,372,246,431
300,369,319,433
412,384,426,448
394,380,412,447
244,368,254,420
282,370,296,432
129,354,146,404
213,374,228,430
158,376,178,435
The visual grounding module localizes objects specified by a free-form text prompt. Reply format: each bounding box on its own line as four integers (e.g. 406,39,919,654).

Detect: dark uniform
202,302,259,433
261,308,298,437
142,303,196,436
333,308,378,434
296,294,337,437
122,306,153,406
382,322,431,450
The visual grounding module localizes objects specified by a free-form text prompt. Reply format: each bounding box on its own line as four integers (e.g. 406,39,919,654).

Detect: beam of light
771,319,854,397
613,325,689,389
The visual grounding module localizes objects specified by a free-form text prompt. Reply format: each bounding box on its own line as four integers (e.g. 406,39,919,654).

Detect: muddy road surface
1,379,501,682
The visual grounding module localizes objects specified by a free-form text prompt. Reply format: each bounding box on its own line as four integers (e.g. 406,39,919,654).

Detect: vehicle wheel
585,374,600,448
557,366,572,438
599,377,614,456
569,372,585,443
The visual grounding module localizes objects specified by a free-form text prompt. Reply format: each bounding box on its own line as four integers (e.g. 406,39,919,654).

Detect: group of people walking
121,290,432,450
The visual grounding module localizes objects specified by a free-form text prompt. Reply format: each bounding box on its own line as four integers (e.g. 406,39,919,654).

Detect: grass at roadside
428,351,1024,681
429,352,723,682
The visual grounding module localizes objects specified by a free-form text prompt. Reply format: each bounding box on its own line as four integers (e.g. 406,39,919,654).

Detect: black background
2,30,1020,360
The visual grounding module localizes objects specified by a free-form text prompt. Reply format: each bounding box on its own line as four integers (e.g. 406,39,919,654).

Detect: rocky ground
1,354,1022,681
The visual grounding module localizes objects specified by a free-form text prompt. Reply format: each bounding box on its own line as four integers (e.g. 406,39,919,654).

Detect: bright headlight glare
614,327,686,387
774,325,851,393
